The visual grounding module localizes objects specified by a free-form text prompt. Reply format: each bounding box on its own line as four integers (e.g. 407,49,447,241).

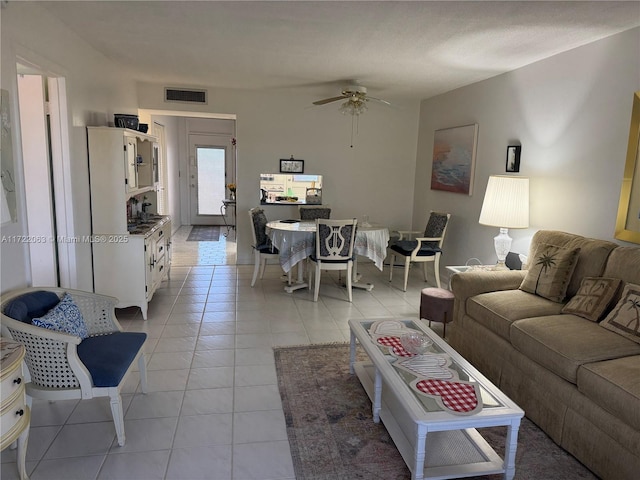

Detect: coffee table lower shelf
354,361,506,480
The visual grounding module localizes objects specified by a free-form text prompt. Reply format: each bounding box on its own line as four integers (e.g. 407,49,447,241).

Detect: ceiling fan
312,84,390,115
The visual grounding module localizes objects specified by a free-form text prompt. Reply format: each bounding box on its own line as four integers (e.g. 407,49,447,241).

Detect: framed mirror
615,91,640,244
1,89,17,224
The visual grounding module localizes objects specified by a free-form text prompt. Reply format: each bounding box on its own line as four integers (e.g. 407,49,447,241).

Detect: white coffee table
348,318,524,480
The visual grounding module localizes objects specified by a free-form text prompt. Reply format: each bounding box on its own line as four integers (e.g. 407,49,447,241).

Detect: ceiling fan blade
366,96,391,106
313,95,347,105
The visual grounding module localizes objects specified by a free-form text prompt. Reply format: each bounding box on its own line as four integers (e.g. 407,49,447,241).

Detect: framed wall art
506,145,521,173
280,158,304,174
615,91,640,244
431,123,478,195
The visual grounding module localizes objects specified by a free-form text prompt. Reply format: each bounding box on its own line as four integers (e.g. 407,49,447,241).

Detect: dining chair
248,207,281,287
388,211,451,291
299,205,331,221
0,287,147,447
308,218,358,302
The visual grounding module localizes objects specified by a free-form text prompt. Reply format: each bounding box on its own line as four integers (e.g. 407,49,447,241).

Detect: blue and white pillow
32,293,89,339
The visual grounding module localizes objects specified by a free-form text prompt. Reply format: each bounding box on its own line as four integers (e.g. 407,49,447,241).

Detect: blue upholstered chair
249,207,281,287
388,211,451,291
308,218,358,302
0,287,147,446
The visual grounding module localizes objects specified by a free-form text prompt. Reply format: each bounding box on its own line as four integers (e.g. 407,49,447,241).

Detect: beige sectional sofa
449,230,640,480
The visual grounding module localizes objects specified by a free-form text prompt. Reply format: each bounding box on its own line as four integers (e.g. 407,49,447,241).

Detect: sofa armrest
451,270,526,321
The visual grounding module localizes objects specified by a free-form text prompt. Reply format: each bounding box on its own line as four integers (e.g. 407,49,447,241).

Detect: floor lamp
479,175,529,267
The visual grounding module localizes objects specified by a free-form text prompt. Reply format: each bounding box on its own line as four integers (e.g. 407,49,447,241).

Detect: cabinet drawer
1,390,27,439
0,369,24,404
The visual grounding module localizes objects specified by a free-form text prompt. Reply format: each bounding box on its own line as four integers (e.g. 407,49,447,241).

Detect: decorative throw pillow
519,244,580,302
32,293,88,339
561,277,622,321
600,283,640,344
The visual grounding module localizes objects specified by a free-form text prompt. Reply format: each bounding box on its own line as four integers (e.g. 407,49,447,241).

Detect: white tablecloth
267,221,390,273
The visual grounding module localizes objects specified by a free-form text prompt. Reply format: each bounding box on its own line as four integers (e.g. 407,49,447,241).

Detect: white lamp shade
479,175,529,228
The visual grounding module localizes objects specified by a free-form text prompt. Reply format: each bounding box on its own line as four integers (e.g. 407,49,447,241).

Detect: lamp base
494,228,512,264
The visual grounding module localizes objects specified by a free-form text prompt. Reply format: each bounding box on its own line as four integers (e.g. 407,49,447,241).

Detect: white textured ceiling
40,1,640,101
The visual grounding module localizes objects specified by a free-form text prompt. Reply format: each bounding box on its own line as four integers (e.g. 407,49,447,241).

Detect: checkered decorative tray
368,320,482,415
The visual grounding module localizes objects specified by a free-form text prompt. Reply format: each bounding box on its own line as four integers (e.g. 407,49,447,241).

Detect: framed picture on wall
280,158,304,173
431,123,478,195
506,145,521,173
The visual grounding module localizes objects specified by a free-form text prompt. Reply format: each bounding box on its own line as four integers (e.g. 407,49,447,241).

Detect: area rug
274,343,597,480
186,225,220,241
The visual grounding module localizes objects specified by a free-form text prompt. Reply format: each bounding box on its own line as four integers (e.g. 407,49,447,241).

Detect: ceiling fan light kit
313,84,389,116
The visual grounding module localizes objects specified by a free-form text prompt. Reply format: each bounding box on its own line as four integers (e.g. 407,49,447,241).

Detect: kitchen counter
127,215,171,237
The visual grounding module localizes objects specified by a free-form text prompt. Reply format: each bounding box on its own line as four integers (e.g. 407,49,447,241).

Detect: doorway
188,134,233,226
16,69,75,287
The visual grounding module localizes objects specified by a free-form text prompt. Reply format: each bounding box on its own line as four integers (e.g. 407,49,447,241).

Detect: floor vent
165,88,207,104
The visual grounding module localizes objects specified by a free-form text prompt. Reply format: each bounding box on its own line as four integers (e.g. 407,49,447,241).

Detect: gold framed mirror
615,91,640,244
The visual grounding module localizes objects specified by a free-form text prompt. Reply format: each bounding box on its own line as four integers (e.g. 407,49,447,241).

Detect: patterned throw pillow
600,283,640,344
562,277,622,321
32,293,89,339
520,244,580,302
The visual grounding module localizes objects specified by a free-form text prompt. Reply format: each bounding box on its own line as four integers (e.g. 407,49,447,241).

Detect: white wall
415,27,640,275
1,3,141,292
138,85,421,264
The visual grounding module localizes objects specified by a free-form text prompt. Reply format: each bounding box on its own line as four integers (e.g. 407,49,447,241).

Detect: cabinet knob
16,409,24,417
13,377,22,385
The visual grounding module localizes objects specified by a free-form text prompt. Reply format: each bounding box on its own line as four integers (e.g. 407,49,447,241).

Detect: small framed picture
506,146,521,173
280,158,304,173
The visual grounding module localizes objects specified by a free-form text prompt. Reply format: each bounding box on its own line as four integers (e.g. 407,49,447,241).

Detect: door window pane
196,147,225,215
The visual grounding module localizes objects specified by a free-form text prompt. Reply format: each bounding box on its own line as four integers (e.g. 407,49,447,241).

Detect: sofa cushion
561,277,621,322
32,293,88,339
600,283,640,344
510,314,640,384
602,246,640,287
520,244,580,302
467,290,564,341
524,230,618,298
577,355,640,431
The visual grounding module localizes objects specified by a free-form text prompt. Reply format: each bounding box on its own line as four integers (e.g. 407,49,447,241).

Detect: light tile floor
2,228,443,480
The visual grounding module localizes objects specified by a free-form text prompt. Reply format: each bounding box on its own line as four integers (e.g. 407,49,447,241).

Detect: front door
188,134,232,225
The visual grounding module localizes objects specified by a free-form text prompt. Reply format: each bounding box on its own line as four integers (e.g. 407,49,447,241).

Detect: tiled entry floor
171,226,237,266
1,232,440,480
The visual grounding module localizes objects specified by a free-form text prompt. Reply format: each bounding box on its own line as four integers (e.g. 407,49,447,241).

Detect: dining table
266,220,390,294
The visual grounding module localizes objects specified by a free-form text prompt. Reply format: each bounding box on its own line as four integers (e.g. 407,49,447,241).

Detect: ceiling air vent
164,88,207,104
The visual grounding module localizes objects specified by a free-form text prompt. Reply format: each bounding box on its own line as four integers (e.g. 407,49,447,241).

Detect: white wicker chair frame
0,287,148,446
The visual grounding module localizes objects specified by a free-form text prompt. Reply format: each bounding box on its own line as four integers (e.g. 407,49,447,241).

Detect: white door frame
16,66,76,288
187,133,233,225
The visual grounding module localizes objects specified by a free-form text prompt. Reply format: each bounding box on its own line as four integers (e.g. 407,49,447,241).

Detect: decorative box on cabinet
1,338,30,480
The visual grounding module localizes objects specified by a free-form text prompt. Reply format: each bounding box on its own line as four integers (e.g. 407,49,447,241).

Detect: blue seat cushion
77,332,147,387
4,291,61,323
391,241,442,257
256,242,279,254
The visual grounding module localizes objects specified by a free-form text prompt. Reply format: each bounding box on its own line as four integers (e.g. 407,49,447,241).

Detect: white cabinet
0,339,30,480
125,136,139,191
92,218,171,319
87,127,170,320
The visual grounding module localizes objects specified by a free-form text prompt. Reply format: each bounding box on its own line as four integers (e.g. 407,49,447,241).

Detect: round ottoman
420,287,454,338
